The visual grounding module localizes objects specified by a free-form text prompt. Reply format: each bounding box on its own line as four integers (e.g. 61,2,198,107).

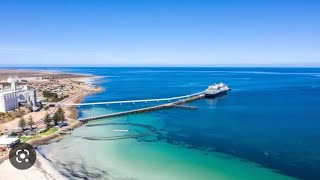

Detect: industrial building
0,77,39,112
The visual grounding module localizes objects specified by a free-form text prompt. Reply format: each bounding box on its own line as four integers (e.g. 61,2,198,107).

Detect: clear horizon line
0,64,320,68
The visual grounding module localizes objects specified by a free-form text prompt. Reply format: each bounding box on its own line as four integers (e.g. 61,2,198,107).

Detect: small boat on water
204,83,231,97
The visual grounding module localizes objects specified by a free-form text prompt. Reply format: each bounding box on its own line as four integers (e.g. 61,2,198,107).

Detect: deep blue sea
10,67,320,180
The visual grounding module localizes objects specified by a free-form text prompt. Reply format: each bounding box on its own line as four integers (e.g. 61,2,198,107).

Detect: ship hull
205,89,230,98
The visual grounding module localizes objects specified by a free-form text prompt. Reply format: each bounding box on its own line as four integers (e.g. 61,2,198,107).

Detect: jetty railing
43,91,204,106
62,91,204,106
78,93,204,122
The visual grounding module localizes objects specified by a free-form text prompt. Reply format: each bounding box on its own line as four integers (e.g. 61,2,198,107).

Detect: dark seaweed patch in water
57,161,109,180
83,123,157,140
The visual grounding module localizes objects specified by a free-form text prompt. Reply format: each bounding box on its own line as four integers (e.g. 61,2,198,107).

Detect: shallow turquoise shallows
34,67,320,180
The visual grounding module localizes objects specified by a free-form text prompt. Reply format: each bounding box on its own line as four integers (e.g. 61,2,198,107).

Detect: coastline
1,68,313,180
63,76,103,120
0,150,68,180
0,70,103,179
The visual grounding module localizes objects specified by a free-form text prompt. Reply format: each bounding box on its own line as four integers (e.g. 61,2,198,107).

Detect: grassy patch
20,128,58,143
41,128,58,135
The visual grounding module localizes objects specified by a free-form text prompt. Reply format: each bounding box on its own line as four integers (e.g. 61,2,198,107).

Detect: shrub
10,132,18,136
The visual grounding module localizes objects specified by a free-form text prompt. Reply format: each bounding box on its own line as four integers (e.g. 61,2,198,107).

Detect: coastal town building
0,77,39,112
0,90,19,112
0,136,20,148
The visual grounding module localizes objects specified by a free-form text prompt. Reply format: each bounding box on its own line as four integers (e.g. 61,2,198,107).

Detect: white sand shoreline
0,150,67,180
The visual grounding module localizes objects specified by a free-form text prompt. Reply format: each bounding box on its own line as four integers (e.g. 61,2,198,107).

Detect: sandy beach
0,69,103,179
0,151,67,180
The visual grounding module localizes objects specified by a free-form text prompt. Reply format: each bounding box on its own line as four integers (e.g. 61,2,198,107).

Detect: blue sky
0,0,319,66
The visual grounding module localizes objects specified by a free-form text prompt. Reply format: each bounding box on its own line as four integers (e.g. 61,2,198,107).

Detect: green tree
57,107,65,123
18,117,26,131
43,112,52,130
52,113,59,125
28,115,35,130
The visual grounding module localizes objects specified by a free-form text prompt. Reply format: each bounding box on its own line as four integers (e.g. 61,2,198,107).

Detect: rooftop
0,136,19,145
0,89,16,96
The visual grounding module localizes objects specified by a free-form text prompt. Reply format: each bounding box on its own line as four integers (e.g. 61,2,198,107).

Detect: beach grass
20,128,58,143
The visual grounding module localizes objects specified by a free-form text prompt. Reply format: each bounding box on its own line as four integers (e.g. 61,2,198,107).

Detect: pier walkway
79,93,204,122
66,91,204,106
43,91,204,107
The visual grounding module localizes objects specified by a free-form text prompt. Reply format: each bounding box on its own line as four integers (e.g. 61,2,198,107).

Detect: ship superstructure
204,83,230,97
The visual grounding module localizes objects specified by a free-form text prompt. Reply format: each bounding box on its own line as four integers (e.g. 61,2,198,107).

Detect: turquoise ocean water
25,67,320,180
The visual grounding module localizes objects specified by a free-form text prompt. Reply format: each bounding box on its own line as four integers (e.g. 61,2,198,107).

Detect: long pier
42,91,204,107
79,93,204,122
66,91,204,106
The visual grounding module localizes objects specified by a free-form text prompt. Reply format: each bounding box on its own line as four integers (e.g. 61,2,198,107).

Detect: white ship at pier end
204,83,231,97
